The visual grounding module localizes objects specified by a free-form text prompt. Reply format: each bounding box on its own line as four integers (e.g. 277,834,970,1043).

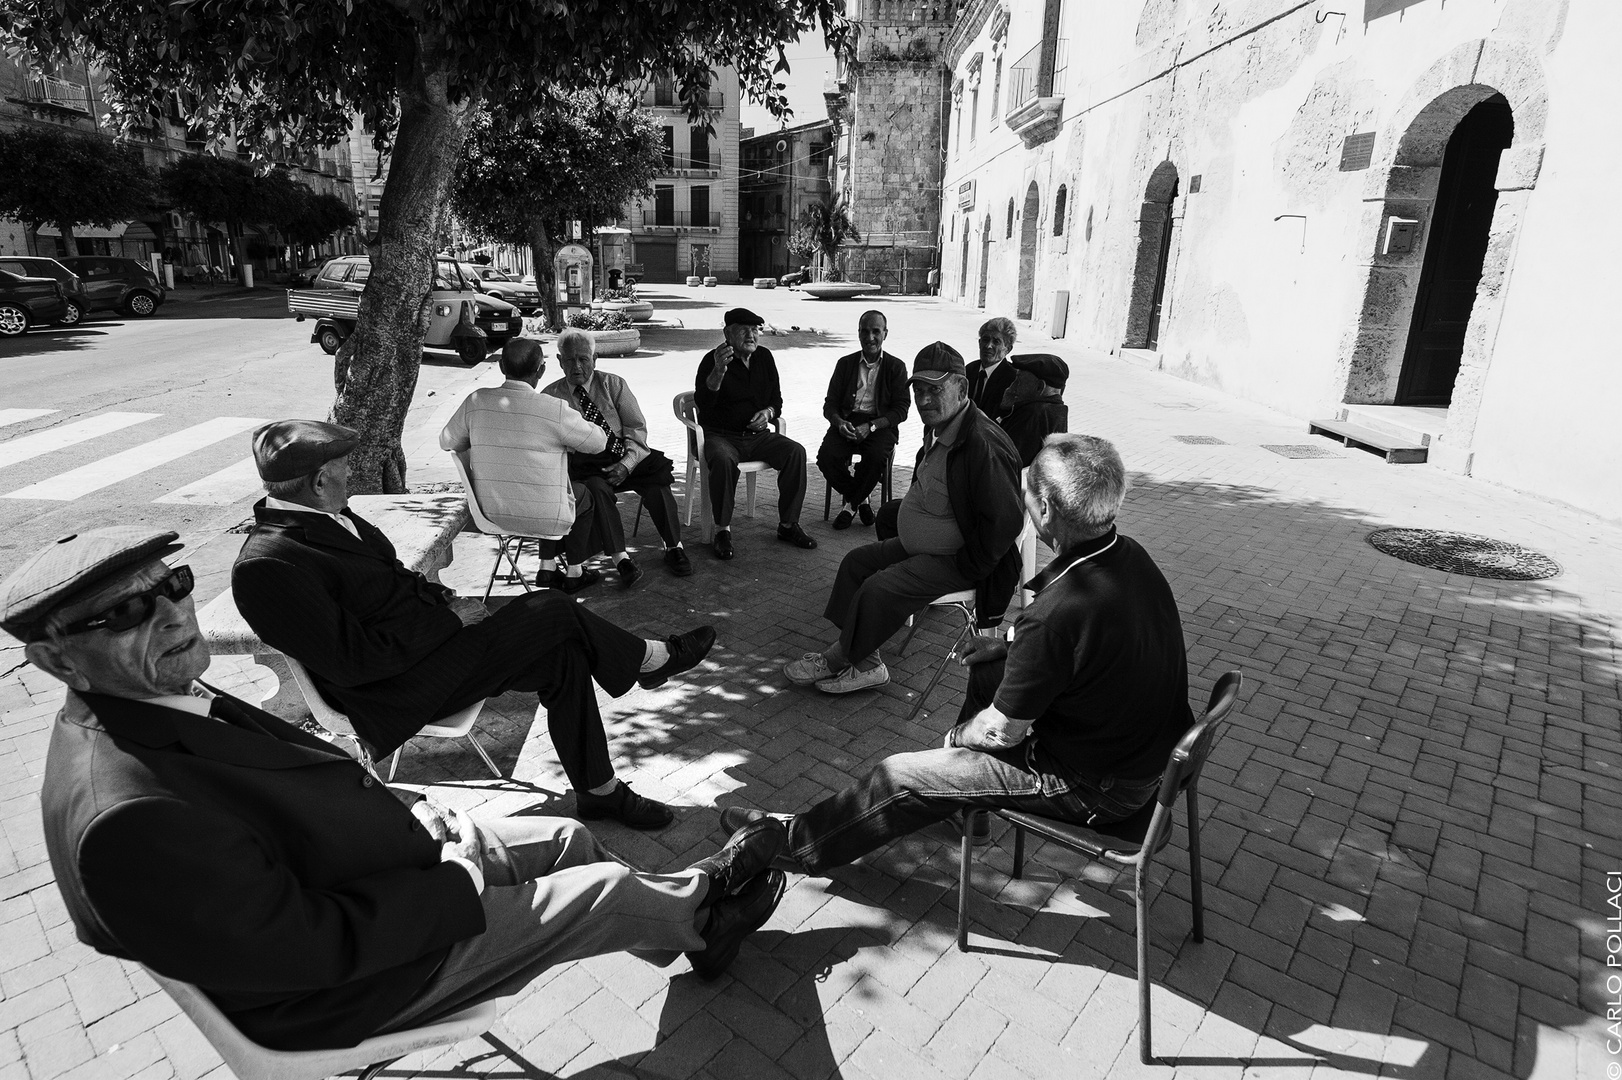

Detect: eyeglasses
55,565,195,637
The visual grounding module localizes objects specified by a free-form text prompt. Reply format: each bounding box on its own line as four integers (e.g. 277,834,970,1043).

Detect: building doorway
977,213,992,308
960,218,970,297
1121,161,1179,350
1016,182,1040,319
1395,96,1513,406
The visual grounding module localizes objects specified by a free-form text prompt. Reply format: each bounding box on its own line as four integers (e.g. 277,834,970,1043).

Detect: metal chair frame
955,671,1244,1064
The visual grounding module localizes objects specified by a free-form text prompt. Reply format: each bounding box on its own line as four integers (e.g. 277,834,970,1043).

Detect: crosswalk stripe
0,412,160,472
1,417,268,501
0,409,57,430
154,456,265,506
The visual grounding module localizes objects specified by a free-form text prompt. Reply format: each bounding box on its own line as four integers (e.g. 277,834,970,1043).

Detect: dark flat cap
723,307,765,327
0,528,183,639
252,420,358,482
909,342,966,384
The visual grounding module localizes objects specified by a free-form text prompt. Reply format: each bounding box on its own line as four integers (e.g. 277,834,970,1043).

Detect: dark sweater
694,345,785,433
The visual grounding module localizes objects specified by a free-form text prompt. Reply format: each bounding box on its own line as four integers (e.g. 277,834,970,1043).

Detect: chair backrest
450,450,504,537
674,391,700,461
1132,670,1242,856
280,653,358,737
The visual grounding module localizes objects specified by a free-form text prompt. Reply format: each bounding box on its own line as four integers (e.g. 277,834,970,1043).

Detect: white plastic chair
144,966,508,1080
673,391,788,544
282,654,500,782
451,451,564,601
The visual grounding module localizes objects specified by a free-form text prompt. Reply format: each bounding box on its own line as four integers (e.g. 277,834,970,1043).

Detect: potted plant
564,309,640,355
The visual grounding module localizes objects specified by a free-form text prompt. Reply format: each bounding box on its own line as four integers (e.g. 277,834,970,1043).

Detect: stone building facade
739,119,834,281
937,0,1621,520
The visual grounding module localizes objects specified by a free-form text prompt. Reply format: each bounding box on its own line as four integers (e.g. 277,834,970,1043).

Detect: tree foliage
0,125,155,249
452,89,664,326
791,196,861,281
2,0,851,493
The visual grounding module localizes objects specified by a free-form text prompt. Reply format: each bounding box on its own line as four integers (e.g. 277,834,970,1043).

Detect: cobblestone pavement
1,285,1617,1080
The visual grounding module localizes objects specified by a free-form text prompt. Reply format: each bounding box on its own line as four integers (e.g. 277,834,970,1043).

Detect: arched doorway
1122,161,1178,350
977,213,992,308
1016,182,1040,319
1395,96,1513,405
959,216,970,297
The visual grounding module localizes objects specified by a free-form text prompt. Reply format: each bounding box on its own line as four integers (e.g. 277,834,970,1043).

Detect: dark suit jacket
965,359,1017,419
40,688,484,1050
232,501,480,753
822,350,909,431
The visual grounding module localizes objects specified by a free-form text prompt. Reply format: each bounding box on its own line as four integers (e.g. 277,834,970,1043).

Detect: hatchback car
57,256,166,317
0,269,68,336
0,257,90,326
459,263,544,315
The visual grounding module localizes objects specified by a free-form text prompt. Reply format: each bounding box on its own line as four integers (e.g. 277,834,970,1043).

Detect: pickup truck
288,255,522,363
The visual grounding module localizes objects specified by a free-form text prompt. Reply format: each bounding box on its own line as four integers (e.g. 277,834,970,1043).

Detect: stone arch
1016,181,1041,319
1121,161,1180,350
1334,39,1549,474
978,211,992,308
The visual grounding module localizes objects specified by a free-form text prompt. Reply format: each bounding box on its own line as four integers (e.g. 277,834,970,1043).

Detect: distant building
739,119,834,281
936,0,1621,520
628,68,741,283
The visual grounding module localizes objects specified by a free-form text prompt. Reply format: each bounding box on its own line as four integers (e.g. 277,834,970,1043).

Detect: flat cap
0,528,182,640
909,341,966,384
252,420,358,482
723,307,765,327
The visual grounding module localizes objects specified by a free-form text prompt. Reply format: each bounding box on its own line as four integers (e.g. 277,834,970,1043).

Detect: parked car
0,256,89,326
779,266,811,286
57,256,166,317
0,269,68,336
287,261,326,287
459,263,544,315
290,255,521,358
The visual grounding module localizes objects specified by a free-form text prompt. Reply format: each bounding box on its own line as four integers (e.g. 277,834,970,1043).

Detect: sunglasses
56,565,195,637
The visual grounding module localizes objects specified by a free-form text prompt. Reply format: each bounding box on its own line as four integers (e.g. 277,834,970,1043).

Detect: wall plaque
1339,132,1376,172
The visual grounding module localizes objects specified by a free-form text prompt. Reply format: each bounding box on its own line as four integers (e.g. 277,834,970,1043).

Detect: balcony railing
1052,38,1070,96
658,152,719,174
1005,39,1068,114
27,76,90,113
645,87,725,108
642,211,722,228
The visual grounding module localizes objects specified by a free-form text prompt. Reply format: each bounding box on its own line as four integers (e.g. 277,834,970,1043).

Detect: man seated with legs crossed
817,309,908,530
785,342,1023,694
737,435,1194,870
233,420,714,828
694,307,817,560
6,529,787,1052
543,328,692,582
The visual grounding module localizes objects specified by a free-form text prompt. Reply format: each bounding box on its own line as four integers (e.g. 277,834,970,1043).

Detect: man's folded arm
880,358,910,430
80,797,485,994
233,558,462,687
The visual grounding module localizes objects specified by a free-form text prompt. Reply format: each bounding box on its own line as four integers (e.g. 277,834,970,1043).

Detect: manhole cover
1156,402,1198,410
1174,435,1226,445
1367,528,1561,580
1263,444,1342,459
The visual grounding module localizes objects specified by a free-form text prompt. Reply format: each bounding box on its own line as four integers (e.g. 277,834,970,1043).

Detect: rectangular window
691,185,711,227
689,127,709,168
970,88,979,143
654,185,674,225
661,127,675,169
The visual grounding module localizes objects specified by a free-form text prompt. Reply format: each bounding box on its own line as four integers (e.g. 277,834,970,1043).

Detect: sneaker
777,523,818,549
832,508,855,530
783,652,834,685
815,660,889,694
713,530,735,560
664,546,694,576
575,781,674,829
556,567,602,594
617,557,643,588
857,502,875,527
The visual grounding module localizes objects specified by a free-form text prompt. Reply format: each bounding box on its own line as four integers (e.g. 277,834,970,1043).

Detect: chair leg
745,471,757,519
698,464,715,543
956,812,975,952
481,541,506,602
1011,823,1026,878
632,496,645,537
502,537,533,591
823,483,832,520
1136,858,1154,1064
357,1058,401,1080
1187,785,1204,943
683,463,698,527
387,747,403,783
466,733,502,779
905,620,971,722
899,614,920,655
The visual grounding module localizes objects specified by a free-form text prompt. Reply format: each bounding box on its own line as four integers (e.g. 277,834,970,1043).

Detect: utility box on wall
1384,217,1419,255
1050,290,1070,338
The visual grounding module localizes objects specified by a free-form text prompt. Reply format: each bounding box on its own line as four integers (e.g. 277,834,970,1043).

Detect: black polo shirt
694,344,785,434
994,528,1194,781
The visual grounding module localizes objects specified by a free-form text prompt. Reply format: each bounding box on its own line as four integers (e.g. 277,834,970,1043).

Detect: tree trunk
331,40,477,494
59,222,77,257
229,222,250,285
529,220,559,330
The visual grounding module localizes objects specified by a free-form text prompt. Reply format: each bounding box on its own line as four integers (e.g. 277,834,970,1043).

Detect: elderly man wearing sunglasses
4,528,789,1053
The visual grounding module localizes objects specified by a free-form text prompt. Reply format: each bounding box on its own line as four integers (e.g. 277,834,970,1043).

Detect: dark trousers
786,659,1163,873
816,417,897,505
702,430,806,527
535,482,597,565
823,538,977,664
433,591,644,791
579,456,683,553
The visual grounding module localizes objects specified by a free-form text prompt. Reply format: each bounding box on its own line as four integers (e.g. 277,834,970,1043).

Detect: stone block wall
846,62,949,292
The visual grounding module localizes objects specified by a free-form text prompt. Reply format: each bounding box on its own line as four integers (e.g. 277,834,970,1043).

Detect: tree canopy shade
3,0,851,492
451,90,665,327
0,125,155,252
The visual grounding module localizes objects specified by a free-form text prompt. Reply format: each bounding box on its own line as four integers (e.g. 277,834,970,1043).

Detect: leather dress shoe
688,817,787,901
556,567,602,594
832,509,855,530
857,502,875,526
664,547,694,576
617,557,643,588
638,625,718,689
688,868,786,980
574,781,674,829
713,531,735,560
777,523,817,549
719,806,787,833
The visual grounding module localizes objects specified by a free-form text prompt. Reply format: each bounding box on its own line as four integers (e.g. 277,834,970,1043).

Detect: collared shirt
540,370,653,471
897,402,972,555
263,496,361,540
852,355,882,415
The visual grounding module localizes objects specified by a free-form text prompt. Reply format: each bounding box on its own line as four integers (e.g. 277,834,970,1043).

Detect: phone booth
554,244,594,308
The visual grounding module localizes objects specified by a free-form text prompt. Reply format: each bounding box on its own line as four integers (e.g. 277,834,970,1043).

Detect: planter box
752,277,777,289
601,299,654,322
686,276,703,287
703,276,718,287
799,281,881,300
588,328,640,356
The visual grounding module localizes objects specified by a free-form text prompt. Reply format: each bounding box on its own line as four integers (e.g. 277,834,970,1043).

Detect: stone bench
197,493,469,712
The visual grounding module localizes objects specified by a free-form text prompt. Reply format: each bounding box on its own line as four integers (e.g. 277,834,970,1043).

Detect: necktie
972,370,987,408
575,386,626,458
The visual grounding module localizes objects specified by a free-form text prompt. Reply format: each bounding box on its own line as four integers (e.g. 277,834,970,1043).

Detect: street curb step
1308,417,1428,463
